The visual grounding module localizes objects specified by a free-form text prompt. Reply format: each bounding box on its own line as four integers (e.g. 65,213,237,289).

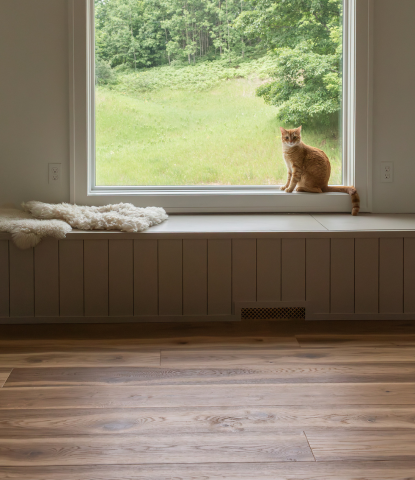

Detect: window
69,0,373,212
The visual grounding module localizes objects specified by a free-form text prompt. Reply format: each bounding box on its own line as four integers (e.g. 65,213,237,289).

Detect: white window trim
69,0,373,213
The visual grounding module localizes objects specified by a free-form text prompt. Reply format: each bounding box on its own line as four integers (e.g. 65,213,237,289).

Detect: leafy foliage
95,0,343,126
96,57,117,84
249,0,343,125
256,43,341,125
112,55,277,94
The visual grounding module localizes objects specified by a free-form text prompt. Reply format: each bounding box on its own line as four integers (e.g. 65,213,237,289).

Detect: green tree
95,0,168,68
236,0,343,125
95,0,343,125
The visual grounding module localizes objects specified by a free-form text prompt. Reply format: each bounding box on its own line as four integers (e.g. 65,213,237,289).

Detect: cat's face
280,126,302,147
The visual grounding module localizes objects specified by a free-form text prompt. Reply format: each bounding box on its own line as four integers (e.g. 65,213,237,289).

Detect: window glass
95,0,343,186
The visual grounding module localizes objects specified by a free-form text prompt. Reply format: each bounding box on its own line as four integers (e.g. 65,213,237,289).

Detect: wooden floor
1,321,415,479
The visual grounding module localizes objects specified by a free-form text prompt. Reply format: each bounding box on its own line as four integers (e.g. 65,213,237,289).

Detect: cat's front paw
280,186,287,191
285,188,294,193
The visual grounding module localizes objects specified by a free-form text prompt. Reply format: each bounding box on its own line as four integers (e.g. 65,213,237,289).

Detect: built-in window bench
1,213,415,324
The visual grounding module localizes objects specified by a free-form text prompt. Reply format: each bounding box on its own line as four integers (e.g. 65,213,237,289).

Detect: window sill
82,191,353,213
2,213,415,241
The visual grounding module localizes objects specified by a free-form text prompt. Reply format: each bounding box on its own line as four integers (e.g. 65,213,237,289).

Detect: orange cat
280,126,360,215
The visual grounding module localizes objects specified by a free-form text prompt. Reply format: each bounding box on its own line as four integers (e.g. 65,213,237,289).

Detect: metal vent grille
241,307,305,320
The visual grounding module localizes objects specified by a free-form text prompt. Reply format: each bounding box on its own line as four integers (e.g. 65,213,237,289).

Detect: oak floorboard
1,384,414,409
1,321,415,342
161,347,415,367
6,363,415,387
306,429,415,461
1,406,415,436
0,370,12,388
0,461,415,480
0,351,160,368
1,462,413,480
0,433,313,466
296,334,415,347
0,336,299,350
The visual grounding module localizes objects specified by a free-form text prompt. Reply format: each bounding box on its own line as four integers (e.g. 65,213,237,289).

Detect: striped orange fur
280,126,360,216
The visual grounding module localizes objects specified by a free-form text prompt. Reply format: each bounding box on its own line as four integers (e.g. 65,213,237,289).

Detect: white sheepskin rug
0,202,168,249
0,206,72,249
23,201,168,234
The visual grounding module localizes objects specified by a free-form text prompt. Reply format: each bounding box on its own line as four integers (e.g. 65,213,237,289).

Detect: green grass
96,63,342,186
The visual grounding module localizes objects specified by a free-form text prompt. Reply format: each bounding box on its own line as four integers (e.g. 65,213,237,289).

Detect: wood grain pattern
232,239,257,309
0,369,12,388
109,240,133,317
281,239,305,302
0,462,413,480
0,433,313,466
1,330,415,476
1,405,415,435
9,243,34,317
183,240,207,315
34,238,59,317
404,237,415,313
6,363,415,387
161,347,415,367
0,351,160,368
355,238,379,314
257,239,281,302
0,241,9,318
306,239,330,314
207,239,232,315
0,336,299,350
306,430,415,461
1,384,413,409
59,240,84,317
379,238,404,314
296,334,415,347
158,240,182,315
84,240,109,317
1,320,415,342
134,240,158,315
330,239,354,314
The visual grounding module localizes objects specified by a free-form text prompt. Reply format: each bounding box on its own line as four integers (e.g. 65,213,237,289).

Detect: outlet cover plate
49,163,62,184
380,161,393,183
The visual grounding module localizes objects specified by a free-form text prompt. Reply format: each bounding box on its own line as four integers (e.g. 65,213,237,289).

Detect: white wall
0,0,69,206
1,0,415,212
372,0,415,212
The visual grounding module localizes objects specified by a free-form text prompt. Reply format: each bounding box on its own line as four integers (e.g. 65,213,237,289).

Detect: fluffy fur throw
23,201,168,234
0,206,71,249
0,202,168,249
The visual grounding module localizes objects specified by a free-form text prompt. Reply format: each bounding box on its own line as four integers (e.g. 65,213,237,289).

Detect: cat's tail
322,186,360,216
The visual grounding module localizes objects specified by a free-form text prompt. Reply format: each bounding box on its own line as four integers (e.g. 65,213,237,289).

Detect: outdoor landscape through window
95,0,343,186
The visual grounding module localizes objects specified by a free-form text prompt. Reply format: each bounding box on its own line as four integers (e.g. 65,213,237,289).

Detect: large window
69,0,372,212
94,0,344,187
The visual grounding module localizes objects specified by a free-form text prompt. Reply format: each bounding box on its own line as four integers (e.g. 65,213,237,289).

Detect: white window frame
69,0,373,213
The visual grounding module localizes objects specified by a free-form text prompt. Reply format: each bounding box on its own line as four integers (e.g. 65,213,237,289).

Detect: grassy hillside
95,62,342,186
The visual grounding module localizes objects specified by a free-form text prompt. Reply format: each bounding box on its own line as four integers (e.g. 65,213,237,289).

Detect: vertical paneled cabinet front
34,238,59,317
109,240,133,317
1,234,415,322
158,239,183,316
183,240,207,316
232,239,256,313
208,239,232,315
84,240,109,317
281,239,305,302
9,242,34,317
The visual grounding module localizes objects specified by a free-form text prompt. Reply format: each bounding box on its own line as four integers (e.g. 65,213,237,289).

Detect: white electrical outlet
381,162,393,183
49,163,62,184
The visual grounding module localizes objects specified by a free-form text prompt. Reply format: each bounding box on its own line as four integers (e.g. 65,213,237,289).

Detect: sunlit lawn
95,78,342,186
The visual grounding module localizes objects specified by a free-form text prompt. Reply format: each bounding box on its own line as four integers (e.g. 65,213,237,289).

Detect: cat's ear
280,127,287,134
296,126,302,133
